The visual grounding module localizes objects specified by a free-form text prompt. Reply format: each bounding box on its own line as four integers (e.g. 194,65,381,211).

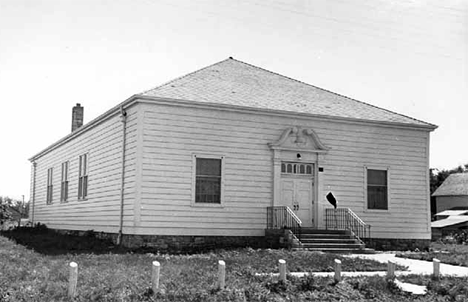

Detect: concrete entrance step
294,247,375,254
300,238,359,244
292,228,375,254
300,228,351,235
300,234,355,240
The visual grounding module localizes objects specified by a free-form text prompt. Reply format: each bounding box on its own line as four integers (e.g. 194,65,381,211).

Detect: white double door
280,177,314,227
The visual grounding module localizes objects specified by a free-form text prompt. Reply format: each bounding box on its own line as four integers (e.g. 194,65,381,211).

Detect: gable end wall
30,104,140,233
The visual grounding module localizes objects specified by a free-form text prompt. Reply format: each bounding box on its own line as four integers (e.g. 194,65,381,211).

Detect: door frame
268,127,330,229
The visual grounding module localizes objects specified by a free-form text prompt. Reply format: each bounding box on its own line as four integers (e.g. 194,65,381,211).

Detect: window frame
364,166,390,211
191,154,225,207
78,154,89,200
60,161,69,202
46,167,53,204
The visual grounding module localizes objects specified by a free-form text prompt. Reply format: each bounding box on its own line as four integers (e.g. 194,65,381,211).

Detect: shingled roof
141,58,436,128
433,173,468,197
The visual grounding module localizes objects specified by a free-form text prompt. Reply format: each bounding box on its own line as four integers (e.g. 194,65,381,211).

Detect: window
46,168,53,204
367,169,388,210
281,162,314,175
78,154,88,199
61,161,69,202
195,157,222,204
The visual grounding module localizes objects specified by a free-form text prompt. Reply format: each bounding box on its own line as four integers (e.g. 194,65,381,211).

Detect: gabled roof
30,57,438,162
432,173,468,197
141,58,436,129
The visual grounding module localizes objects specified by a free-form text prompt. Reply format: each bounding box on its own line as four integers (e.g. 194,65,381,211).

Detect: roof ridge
140,57,233,95
230,58,436,128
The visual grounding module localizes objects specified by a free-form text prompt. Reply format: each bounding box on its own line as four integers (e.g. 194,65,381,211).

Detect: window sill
191,202,224,208
364,208,390,213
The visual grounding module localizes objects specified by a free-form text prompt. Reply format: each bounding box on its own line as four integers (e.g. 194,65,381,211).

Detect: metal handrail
286,206,302,225
325,208,371,243
267,206,302,240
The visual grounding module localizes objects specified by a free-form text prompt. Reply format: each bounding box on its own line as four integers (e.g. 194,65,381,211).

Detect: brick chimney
71,103,84,132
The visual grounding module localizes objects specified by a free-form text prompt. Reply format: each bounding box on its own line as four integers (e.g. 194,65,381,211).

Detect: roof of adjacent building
141,58,436,129
432,173,468,197
434,210,468,216
431,216,468,228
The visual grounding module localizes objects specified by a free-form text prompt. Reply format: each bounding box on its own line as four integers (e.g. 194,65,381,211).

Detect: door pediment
269,127,330,153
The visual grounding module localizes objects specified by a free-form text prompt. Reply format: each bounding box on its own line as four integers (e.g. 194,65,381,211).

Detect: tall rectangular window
195,158,222,204
78,154,88,199
61,161,69,202
367,169,388,210
46,168,53,204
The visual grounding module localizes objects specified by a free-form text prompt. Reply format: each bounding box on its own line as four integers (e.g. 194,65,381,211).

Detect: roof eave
433,193,468,197
28,95,139,162
28,93,438,162
136,95,438,131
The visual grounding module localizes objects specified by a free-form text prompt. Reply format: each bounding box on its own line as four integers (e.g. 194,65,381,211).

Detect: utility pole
18,195,24,228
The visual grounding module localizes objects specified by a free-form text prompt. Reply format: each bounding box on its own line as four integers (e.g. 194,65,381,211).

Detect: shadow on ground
0,225,132,255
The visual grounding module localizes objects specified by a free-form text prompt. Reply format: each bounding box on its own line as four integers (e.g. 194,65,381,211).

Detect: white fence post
334,259,341,282
433,258,440,278
68,262,78,298
151,261,160,293
278,259,286,283
218,260,226,289
387,260,395,278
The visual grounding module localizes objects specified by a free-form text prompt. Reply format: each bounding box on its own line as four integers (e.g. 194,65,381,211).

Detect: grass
396,242,468,267
1,227,467,301
397,274,468,302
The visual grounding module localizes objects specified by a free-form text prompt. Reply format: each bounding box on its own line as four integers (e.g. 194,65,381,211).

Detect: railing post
325,209,328,230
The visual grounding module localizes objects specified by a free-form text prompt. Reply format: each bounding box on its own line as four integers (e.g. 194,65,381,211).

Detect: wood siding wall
138,102,431,239
30,105,139,233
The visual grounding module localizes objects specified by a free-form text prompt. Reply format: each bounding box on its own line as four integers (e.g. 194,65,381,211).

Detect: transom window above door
281,162,314,175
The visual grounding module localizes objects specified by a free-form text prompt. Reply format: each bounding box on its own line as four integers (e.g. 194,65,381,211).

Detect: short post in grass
218,260,226,289
433,258,440,279
278,259,286,283
151,261,160,293
334,259,341,282
68,262,78,298
387,260,395,278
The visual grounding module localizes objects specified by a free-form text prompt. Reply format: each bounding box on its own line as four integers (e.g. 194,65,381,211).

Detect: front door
279,162,315,227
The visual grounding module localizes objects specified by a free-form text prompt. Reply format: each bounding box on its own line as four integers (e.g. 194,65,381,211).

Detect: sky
0,0,467,201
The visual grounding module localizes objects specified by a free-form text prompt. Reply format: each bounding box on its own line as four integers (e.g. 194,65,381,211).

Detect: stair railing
325,208,371,243
267,206,302,240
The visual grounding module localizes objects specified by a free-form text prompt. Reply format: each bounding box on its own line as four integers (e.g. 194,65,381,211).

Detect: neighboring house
432,173,468,213
431,208,468,239
29,58,437,250
0,206,21,230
